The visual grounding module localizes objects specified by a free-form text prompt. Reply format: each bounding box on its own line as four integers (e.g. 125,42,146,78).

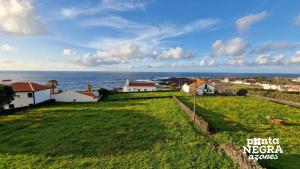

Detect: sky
0,0,300,73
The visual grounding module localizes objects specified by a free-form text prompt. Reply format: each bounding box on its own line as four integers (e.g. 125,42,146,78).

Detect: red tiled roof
12,82,50,92
128,82,155,87
76,91,97,98
190,79,207,87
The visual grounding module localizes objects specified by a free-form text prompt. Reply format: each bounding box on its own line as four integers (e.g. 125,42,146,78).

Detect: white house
123,79,156,92
258,83,284,91
54,90,98,102
4,82,51,109
182,79,215,95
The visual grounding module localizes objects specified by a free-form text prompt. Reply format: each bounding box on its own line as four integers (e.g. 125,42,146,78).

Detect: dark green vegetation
0,85,14,110
179,96,300,169
0,99,235,169
248,89,300,102
103,91,186,101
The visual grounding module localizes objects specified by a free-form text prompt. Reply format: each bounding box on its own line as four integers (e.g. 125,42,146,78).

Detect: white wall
54,91,97,102
181,83,190,93
123,86,156,92
196,83,215,95
4,92,34,109
35,89,51,104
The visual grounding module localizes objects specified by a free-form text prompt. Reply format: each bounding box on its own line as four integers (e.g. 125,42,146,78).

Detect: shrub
98,88,110,98
237,89,248,96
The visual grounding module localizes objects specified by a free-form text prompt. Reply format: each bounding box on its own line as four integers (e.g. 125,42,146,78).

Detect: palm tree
47,80,58,95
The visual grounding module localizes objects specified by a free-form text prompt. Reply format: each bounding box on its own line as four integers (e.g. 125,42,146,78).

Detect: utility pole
193,79,198,122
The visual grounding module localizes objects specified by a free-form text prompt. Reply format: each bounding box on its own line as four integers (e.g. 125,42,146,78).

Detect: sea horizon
1,71,299,91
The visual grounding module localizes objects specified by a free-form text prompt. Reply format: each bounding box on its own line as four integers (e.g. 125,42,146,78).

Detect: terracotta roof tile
189,79,207,87
12,82,50,92
76,91,97,98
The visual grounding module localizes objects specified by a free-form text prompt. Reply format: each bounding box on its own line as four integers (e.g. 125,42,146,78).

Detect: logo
243,138,283,161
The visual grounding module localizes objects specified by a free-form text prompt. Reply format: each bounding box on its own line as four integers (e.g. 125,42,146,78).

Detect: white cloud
294,14,300,26
255,54,287,65
226,56,247,66
212,37,248,56
0,44,18,52
250,41,300,54
0,0,47,36
290,51,300,64
87,17,218,60
198,59,217,66
158,47,196,59
63,49,76,56
61,0,147,18
236,11,268,32
76,43,143,66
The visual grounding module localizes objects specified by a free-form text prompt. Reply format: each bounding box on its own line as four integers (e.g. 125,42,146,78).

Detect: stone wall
173,96,264,169
220,142,264,169
173,96,209,134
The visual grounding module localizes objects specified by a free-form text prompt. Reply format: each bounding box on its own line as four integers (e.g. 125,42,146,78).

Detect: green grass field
179,96,300,169
0,98,235,169
103,91,186,101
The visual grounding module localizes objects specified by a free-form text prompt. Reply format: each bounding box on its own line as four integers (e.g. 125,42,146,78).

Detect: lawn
0,98,235,169
103,91,186,101
179,96,300,169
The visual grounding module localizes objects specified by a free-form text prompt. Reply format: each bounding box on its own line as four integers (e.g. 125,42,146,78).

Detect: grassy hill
0,98,235,169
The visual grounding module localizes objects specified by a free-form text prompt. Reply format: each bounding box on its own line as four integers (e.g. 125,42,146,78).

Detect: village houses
182,79,215,95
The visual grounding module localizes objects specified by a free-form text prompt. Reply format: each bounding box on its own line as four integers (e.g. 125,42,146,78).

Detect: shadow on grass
179,97,253,134
0,102,167,157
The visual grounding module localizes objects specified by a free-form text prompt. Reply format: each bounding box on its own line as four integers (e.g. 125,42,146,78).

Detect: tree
98,88,109,99
170,83,177,91
47,80,58,95
0,85,15,110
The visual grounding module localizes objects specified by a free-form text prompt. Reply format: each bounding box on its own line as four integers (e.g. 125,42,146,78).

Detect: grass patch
0,98,235,169
103,91,186,101
179,96,300,169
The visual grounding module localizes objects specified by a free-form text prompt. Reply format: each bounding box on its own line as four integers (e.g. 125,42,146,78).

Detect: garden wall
220,142,264,169
173,96,264,169
248,94,300,108
173,96,209,134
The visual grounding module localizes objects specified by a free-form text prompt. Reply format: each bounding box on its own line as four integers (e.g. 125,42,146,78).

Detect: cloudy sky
0,0,300,73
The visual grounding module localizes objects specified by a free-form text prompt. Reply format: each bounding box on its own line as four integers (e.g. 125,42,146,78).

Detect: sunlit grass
179,96,300,169
103,91,186,101
0,99,235,169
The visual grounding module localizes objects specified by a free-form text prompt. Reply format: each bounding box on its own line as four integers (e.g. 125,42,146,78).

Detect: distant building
53,90,98,102
123,79,156,92
292,77,300,82
4,82,51,109
286,85,300,92
258,83,284,91
182,79,215,95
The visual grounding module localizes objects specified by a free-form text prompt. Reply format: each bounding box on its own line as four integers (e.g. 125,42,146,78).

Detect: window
129,89,131,91
28,93,33,98
144,89,147,91
138,89,141,92
9,104,14,109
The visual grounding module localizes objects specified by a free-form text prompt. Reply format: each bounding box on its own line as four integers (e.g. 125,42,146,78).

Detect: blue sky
0,0,300,73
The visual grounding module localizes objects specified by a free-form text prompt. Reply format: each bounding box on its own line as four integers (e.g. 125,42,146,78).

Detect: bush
98,88,110,98
237,89,248,96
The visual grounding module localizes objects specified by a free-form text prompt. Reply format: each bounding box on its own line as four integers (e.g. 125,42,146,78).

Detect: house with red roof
123,79,156,92
4,82,52,109
53,90,98,102
181,79,215,95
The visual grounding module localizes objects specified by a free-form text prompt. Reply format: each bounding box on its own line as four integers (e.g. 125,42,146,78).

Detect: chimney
87,84,93,93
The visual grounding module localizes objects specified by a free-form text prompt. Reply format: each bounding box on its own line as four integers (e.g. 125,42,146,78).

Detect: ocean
0,71,299,90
